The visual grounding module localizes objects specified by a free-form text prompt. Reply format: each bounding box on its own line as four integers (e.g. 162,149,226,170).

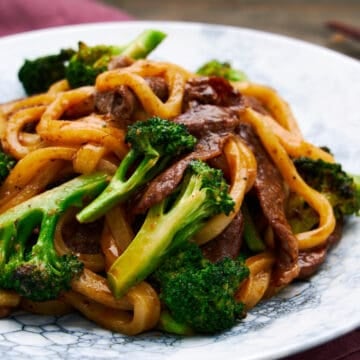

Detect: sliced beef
201,211,244,263
95,85,137,127
183,76,243,109
298,218,343,279
62,217,103,254
174,104,242,137
132,131,230,214
144,76,169,102
95,77,169,128
132,157,189,214
207,153,230,180
237,124,299,286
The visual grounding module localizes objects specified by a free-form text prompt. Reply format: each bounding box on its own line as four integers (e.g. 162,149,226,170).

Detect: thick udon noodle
0,59,336,334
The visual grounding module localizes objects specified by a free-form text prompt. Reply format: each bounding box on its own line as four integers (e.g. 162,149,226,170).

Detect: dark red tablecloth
0,0,358,358
0,0,132,36
285,329,360,360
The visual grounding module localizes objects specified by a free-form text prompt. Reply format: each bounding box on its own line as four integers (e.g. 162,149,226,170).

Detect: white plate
0,21,359,360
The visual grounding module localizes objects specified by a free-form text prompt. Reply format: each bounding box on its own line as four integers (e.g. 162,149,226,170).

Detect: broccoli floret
0,173,108,301
151,241,206,285
242,201,266,253
163,259,246,333
106,160,235,298
286,158,360,233
294,157,360,218
66,29,166,88
0,149,16,184
196,60,248,82
152,242,249,334
65,42,121,89
286,192,320,233
157,310,195,336
18,48,75,95
77,117,196,223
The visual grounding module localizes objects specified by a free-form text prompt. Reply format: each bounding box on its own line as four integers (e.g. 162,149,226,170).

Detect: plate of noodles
0,21,359,360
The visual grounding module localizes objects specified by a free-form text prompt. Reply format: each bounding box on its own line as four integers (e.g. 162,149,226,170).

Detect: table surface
102,0,360,59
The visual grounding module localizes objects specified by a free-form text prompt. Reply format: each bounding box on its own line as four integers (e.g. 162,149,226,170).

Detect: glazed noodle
0,51,347,336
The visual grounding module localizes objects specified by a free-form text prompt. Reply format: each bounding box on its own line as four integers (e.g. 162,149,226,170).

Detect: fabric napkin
0,0,359,359
0,0,132,36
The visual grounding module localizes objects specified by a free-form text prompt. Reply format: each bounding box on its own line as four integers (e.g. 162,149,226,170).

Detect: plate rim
1,20,360,68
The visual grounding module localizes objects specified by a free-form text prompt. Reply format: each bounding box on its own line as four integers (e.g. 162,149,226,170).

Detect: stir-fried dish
0,29,359,335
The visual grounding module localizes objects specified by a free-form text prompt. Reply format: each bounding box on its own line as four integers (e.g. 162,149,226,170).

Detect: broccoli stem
66,29,167,88
77,118,196,224
0,173,108,261
242,202,266,252
33,214,61,270
0,172,109,300
0,173,108,228
76,150,160,223
352,174,360,190
353,175,360,182
350,174,360,216
107,169,219,298
158,310,194,336
0,224,17,264
121,29,167,59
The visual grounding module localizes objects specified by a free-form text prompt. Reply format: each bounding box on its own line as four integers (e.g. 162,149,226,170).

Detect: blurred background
101,0,360,59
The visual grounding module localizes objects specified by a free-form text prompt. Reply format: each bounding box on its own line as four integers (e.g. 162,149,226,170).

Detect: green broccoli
17,29,166,93
152,242,249,334
77,117,197,223
287,157,360,232
295,157,360,217
151,241,207,285
157,310,194,336
66,29,166,88
242,201,266,253
18,48,75,95
0,149,16,184
120,29,167,60
65,42,121,89
106,160,235,299
0,172,108,301
286,192,320,234
196,59,248,82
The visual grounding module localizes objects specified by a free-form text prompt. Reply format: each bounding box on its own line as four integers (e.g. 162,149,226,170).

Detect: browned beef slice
95,85,137,127
95,77,169,128
183,76,243,109
201,211,244,263
144,76,169,102
62,217,103,254
237,124,299,285
132,132,230,214
174,104,242,136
